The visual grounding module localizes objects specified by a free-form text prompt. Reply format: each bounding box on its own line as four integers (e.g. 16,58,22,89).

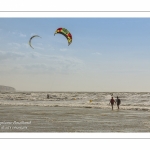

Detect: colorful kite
54,28,72,46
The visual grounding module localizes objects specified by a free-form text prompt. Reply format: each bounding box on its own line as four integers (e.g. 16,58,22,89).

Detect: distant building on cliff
0,85,16,92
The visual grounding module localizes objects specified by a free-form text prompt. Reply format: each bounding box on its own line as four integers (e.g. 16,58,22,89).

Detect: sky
1,18,150,92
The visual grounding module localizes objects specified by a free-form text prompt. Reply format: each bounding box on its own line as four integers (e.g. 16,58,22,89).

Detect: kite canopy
29,35,41,49
54,28,72,46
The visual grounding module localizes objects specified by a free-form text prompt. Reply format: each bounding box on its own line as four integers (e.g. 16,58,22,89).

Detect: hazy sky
0,18,150,92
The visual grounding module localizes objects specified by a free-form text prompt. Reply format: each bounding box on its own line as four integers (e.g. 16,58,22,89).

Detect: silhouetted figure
109,97,116,110
47,94,49,99
116,96,121,109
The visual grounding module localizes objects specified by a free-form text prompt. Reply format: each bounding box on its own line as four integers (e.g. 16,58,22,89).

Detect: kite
54,28,72,46
29,35,41,49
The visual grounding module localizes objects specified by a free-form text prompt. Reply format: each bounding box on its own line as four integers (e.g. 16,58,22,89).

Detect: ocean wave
1,92,150,111
0,100,150,112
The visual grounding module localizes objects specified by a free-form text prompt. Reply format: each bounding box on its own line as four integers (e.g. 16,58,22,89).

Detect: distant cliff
0,85,16,92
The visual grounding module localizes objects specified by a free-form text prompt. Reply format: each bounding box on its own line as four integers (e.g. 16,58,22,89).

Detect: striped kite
54,28,72,46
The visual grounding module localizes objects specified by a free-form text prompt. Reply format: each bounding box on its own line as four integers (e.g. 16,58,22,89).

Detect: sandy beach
0,105,150,132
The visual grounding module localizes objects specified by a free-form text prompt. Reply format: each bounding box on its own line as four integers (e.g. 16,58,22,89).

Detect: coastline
0,104,150,132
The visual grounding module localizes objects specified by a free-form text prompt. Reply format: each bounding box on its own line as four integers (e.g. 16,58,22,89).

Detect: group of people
109,96,121,110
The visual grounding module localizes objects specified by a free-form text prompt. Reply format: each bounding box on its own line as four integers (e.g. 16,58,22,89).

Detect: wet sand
0,105,150,132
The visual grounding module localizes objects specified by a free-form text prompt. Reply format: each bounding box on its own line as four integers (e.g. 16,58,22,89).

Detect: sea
0,92,150,133
0,92,150,111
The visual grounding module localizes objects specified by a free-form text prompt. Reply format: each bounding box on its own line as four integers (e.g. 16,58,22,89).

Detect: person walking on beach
47,94,50,99
116,96,121,109
109,97,116,110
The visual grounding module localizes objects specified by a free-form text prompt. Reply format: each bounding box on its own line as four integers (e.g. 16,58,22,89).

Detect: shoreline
0,105,150,132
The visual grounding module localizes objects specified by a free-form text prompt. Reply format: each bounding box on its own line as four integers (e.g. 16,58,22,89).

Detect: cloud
32,46,44,50
19,33,26,37
8,42,21,49
0,50,25,61
7,42,32,50
47,44,55,51
92,52,102,55
60,48,68,52
37,43,43,46
9,31,26,38
0,50,85,74
12,32,16,35
22,43,30,49
0,51,44,60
